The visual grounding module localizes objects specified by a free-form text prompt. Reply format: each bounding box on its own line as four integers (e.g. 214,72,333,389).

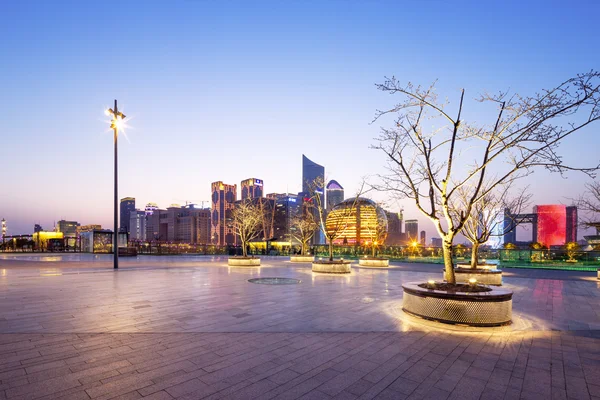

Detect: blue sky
1,0,599,239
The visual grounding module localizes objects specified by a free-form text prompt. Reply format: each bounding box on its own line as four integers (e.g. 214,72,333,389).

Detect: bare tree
577,181,600,228
362,205,388,257
373,72,600,284
231,199,263,258
459,183,530,268
291,203,319,256
307,177,365,261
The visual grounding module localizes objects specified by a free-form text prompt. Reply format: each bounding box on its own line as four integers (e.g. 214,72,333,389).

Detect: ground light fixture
105,100,126,270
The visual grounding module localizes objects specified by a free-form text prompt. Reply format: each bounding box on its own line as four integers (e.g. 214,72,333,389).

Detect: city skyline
1,1,599,238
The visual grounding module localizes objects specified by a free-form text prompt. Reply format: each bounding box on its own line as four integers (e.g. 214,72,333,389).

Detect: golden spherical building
325,198,388,245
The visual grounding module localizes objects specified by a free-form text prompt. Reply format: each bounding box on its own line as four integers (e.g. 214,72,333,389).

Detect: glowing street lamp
106,100,126,269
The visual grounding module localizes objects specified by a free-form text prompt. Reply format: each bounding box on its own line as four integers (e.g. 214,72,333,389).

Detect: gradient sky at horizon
1,0,599,240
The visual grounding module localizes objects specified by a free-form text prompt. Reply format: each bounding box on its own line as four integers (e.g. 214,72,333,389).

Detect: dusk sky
1,0,599,239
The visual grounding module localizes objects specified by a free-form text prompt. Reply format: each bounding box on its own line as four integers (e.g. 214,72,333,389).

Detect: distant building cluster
4,155,584,252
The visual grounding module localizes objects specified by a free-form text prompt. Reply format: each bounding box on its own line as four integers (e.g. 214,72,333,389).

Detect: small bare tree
362,206,388,257
307,177,364,261
231,199,263,258
374,72,600,284
459,183,530,268
577,181,600,231
291,203,319,256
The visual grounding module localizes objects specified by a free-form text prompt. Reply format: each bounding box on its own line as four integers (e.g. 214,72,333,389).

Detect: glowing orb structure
325,198,387,245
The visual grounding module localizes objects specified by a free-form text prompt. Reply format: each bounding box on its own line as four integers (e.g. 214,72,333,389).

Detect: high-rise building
56,220,79,237
145,202,158,216
302,155,325,243
145,208,167,241
196,208,211,244
431,237,443,247
241,178,264,200
302,154,325,193
420,230,426,245
326,180,344,211
129,210,146,241
405,219,418,242
273,194,301,243
1,218,6,238
211,181,237,245
120,197,136,233
384,210,404,245
566,206,577,243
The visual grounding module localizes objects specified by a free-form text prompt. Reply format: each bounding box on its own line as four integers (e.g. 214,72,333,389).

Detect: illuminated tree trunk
470,242,479,269
443,238,455,283
328,240,334,261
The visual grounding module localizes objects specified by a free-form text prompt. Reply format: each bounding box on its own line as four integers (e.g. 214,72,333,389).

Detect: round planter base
454,266,503,286
228,257,261,266
290,256,315,263
402,282,513,327
312,260,352,274
358,258,389,267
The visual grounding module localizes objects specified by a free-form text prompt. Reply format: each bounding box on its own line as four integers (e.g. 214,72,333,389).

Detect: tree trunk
470,242,479,269
301,241,306,256
328,240,334,261
242,240,247,257
372,244,376,257
442,238,456,284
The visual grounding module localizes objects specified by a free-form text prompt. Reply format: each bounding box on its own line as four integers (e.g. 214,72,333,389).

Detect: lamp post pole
106,100,126,270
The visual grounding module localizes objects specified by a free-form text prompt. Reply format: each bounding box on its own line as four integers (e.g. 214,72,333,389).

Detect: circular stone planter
228,257,261,266
312,260,352,274
402,282,513,327
290,255,315,263
454,264,503,286
358,257,389,267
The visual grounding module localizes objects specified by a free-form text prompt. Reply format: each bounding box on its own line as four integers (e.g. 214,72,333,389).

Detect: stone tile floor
0,255,598,399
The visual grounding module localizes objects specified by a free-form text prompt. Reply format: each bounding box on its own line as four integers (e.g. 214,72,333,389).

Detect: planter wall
358,258,389,267
402,282,512,327
290,256,315,263
312,261,351,274
454,269,503,286
228,257,261,266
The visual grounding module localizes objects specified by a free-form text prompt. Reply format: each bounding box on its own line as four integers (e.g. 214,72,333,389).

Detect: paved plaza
0,255,598,399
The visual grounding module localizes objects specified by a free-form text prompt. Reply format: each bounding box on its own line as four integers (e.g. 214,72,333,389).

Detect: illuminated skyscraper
273,194,301,243
405,219,418,242
420,230,426,245
326,180,344,211
145,202,158,216
211,181,237,245
302,155,325,243
241,178,264,200
129,210,146,241
566,206,577,243
120,197,135,234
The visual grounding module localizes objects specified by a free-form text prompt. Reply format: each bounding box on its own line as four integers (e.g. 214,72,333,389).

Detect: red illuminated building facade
533,205,577,246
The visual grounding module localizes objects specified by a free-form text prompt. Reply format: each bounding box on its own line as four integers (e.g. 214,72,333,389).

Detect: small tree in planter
374,72,600,284
308,177,364,262
291,203,319,257
564,241,580,262
459,184,530,269
231,199,263,259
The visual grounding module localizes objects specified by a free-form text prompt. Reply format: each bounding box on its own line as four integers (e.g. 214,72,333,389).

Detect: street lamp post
106,101,126,269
